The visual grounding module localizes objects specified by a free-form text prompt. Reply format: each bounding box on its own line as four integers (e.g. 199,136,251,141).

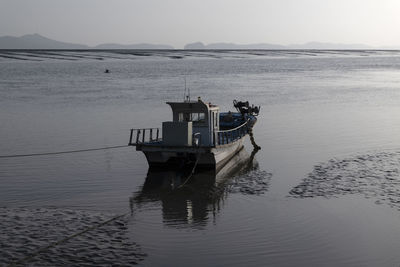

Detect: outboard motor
233,100,260,116
249,105,260,116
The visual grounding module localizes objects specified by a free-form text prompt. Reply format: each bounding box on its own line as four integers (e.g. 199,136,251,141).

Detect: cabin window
193,113,205,123
178,112,206,123
198,113,205,122
178,112,191,122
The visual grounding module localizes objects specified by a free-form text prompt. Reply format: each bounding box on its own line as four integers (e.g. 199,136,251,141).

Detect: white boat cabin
162,97,219,147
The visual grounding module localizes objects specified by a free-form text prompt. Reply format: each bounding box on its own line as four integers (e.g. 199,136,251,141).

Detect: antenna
183,77,186,101
183,77,190,102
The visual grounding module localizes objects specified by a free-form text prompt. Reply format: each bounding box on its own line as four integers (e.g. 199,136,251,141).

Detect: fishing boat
128,97,260,172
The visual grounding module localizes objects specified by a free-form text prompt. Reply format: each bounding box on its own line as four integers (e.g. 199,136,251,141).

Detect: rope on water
8,212,130,267
0,145,129,159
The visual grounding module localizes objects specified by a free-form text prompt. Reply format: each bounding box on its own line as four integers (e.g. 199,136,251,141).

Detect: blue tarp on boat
219,112,257,130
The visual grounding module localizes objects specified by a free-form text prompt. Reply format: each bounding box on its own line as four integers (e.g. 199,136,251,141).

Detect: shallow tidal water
2,50,400,266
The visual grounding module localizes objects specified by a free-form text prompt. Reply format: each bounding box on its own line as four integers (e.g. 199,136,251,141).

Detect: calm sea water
2,50,400,266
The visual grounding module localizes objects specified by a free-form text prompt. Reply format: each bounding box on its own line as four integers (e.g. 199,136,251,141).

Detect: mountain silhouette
0,34,89,49
0,34,173,49
184,41,372,50
184,42,285,49
0,34,380,50
94,43,173,49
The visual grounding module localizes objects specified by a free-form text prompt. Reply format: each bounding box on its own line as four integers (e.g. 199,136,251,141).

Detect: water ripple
226,169,272,195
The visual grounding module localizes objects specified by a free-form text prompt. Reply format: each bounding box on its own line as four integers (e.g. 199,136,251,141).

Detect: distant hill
184,41,373,50
184,42,207,49
0,34,385,50
0,34,89,49
288,42,371,49
184,41,285,49
0,34,173,49
95,43,173,49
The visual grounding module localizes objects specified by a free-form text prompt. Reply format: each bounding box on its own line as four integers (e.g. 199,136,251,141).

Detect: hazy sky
1,0,400,48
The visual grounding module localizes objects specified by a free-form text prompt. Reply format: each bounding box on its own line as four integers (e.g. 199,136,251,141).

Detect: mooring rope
0,145,128,159
177,126,260,188
177,156,201,189
177,146,202,189
248,128,261,150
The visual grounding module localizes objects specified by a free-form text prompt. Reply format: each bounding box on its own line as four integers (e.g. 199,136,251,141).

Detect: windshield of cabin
178,112,206,124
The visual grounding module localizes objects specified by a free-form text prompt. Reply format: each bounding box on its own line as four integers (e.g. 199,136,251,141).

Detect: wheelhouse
164,97,219,147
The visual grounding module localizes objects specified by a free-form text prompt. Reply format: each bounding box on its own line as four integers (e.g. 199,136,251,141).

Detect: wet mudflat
290,151,400,208
0,208,145,266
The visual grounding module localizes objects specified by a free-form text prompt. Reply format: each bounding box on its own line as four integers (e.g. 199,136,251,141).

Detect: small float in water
128,97,260,172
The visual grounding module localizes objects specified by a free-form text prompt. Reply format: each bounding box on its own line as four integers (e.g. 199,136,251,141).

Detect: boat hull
137,137,245,172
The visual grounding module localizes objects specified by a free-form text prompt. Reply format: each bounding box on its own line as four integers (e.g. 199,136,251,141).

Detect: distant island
0,34,89,49
0,34,174,49
94,43,173,49
184,41,286,50
184,41,372,50
0,34,398,50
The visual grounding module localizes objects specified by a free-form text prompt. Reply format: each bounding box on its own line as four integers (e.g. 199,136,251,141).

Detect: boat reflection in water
130,147,261,227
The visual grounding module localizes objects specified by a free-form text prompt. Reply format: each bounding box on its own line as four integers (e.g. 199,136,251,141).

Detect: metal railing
129,121,250,147
129,128,161,146
215,119,250,145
